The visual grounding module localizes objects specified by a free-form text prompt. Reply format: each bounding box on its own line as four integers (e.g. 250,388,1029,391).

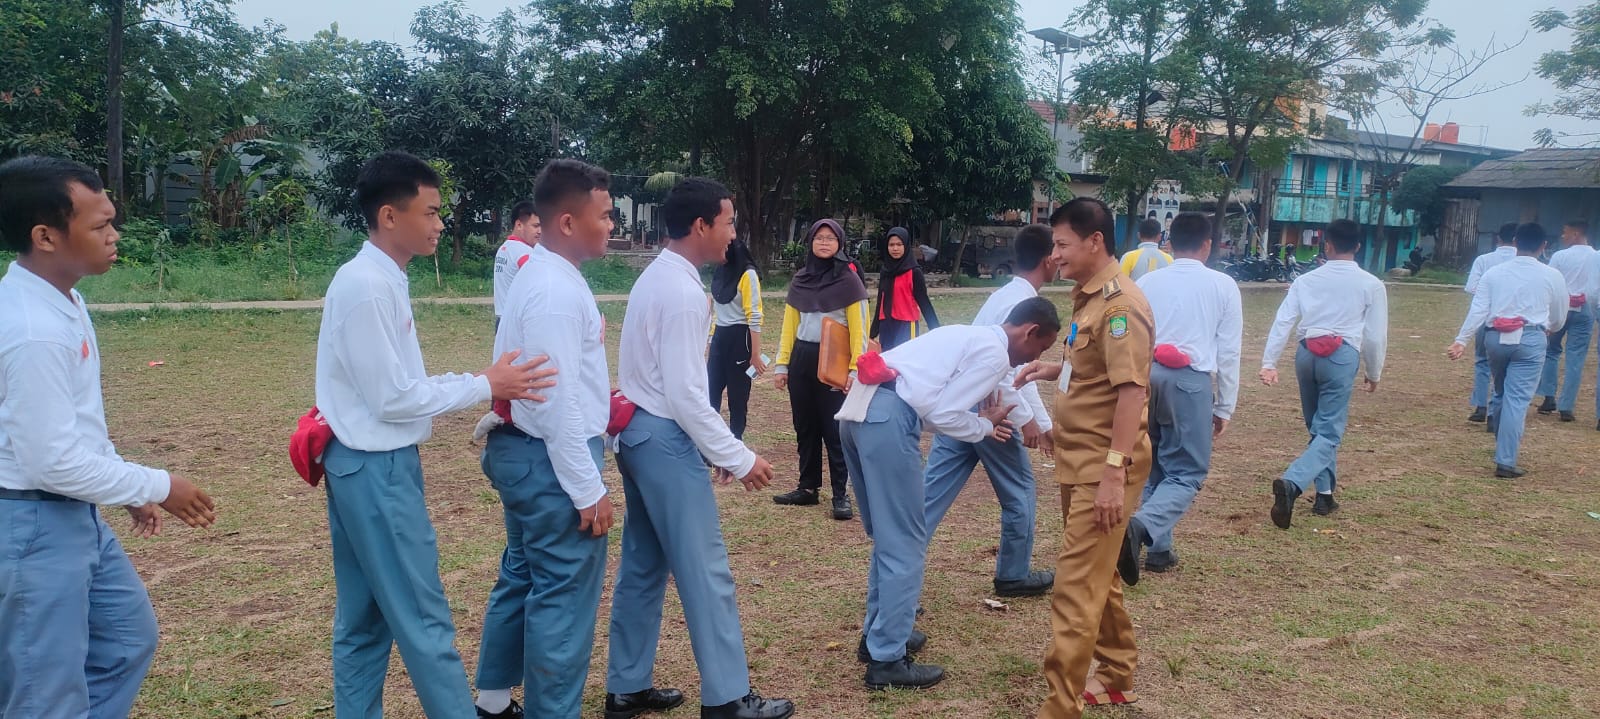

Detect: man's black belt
0,488,78,502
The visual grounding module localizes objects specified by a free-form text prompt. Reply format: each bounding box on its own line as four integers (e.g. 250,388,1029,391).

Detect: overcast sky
233,0,1589,150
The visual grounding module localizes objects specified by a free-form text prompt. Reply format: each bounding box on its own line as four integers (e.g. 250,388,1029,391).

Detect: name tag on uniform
1499,327,1523,345
1057,321,1077,394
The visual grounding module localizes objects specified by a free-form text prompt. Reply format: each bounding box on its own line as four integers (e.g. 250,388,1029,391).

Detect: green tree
1531,4,1600,145
1391,163,1466,237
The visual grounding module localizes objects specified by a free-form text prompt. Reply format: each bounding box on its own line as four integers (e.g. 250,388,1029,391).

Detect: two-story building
1268,122,1513,272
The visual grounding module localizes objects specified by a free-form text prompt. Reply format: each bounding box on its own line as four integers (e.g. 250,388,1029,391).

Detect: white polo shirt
971,277,1050,431
493,237,536,318
316,241,491,451
499,244,608,510
1453,256,1569,345
1549,243,1599,307
1137,258,1244,420
1465,245,1517,295
1262,260,1390,382
881,324,1015,443
0,263,171,506
618,248,756,477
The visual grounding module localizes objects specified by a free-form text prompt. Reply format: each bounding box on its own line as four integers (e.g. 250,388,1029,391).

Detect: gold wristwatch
1105,450,1130,468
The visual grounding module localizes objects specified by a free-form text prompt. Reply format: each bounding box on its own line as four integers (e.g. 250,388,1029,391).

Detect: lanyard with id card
1057,321,1077,394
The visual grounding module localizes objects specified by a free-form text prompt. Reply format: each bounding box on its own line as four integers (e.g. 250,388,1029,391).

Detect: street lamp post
1029,28,1090,220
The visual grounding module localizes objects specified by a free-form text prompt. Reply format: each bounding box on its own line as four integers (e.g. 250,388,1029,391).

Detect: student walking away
1259,219,1388,528
922,224,1058,598
1536,221,1598,421
606,177,794,719
1447,223,1569,478
313,151,556,718
1119,218,1173,281
471,159,616,719
494,200,542,326
1463,223,1520,423
709,239,765,440
772,219,871,520
1124,213,1243,575
1013,198,1154,719
0,156,218,718
838,297,1061,690
869,227,939,351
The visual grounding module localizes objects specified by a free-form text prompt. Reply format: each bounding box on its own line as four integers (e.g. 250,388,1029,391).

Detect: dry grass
93,285,1600,719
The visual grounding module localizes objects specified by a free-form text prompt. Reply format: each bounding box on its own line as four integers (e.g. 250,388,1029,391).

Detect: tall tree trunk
106,0,126,217
452,199,466,265
951,223,973,287
1125,190,1141,252
1209,147,1248,262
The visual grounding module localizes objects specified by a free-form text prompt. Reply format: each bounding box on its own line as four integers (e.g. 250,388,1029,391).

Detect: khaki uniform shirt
1052,261,1154,485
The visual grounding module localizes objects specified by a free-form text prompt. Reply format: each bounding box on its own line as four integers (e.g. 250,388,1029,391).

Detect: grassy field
91,285,1600,719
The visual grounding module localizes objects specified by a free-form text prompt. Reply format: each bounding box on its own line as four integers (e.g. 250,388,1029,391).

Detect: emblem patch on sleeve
1108,313,1128,339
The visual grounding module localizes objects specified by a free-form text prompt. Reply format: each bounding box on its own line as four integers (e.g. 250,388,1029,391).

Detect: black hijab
786,219,871,313
712,240,757,304
879,227,917,281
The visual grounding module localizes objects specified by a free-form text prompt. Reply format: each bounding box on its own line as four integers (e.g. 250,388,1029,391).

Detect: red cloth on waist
1491,317,1526,333
856,352,900,385
1304,335,1344,358
608,389,637,436
289,407,334,487
1571,294,1588,309
1153,344,1192,369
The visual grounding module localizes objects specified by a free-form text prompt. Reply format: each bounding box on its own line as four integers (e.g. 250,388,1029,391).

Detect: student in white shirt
838,298,1061,691
1448,223,1569,478
492,200,541,324
1462,223,1519,423
0,156,217,718
1535,220,1598,421
1260,219,1388,528
470,160,615,719
605,178,794,719
922,224,1058,598
1125,212,1243,573
314,151,555,718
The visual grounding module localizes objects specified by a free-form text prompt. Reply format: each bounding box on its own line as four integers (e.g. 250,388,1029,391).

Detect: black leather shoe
864,657,945,691
994,569,1055,597
1271,479,1299,529
1468,406,1487,423
857,629,927,662
772,488,818,506
1311,493,1339,516
1494,464,1526,479
700,692,794,719
831,494,853,520
477,700,523,719
1560,411,1575,422
606,688,686,719
1538,397,1557,414
1144,550,1178,573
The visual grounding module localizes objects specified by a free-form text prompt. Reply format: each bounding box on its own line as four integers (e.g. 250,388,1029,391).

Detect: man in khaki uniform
1016,197,1153,719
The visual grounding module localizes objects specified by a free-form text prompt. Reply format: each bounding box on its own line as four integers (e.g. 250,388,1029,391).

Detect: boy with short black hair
1463,223,1520,422
1535,220,1597,421
1260,218,1389,527
840,297,1062,691
472,158,616,719
316,150,555,717
494,199,542,324
0,155,218,718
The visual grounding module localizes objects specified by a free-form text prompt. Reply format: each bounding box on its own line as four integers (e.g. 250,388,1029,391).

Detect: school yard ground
100,285,1600,719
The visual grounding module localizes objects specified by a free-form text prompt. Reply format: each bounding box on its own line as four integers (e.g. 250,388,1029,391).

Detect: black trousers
787,340,849,497
708,324,754,440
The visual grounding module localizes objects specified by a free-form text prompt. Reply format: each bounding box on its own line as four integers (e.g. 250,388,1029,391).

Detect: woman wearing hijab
773,219,871,520
870,227,940,351
708,240,764,440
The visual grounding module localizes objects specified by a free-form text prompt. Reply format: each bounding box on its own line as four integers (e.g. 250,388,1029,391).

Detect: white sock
476,689,512,714
1318,491,1333,496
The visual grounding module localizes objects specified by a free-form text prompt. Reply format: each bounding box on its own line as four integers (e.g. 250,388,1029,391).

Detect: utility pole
1029,28,1091,221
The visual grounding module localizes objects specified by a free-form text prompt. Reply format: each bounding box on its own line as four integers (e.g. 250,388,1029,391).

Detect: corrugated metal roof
1445,148,1600,189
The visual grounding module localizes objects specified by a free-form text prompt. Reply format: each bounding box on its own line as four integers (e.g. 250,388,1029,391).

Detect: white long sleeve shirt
881,324,1015,443
316,241,491,452
619,248,757,477
1548,243,1599,307
493,237,536,318
1262,260,1389,382
1464,245,1517,295
971,277,1050,431
0,263,172,506
1452,256,1569,345
1137,258,1245,420
500,244,609,510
